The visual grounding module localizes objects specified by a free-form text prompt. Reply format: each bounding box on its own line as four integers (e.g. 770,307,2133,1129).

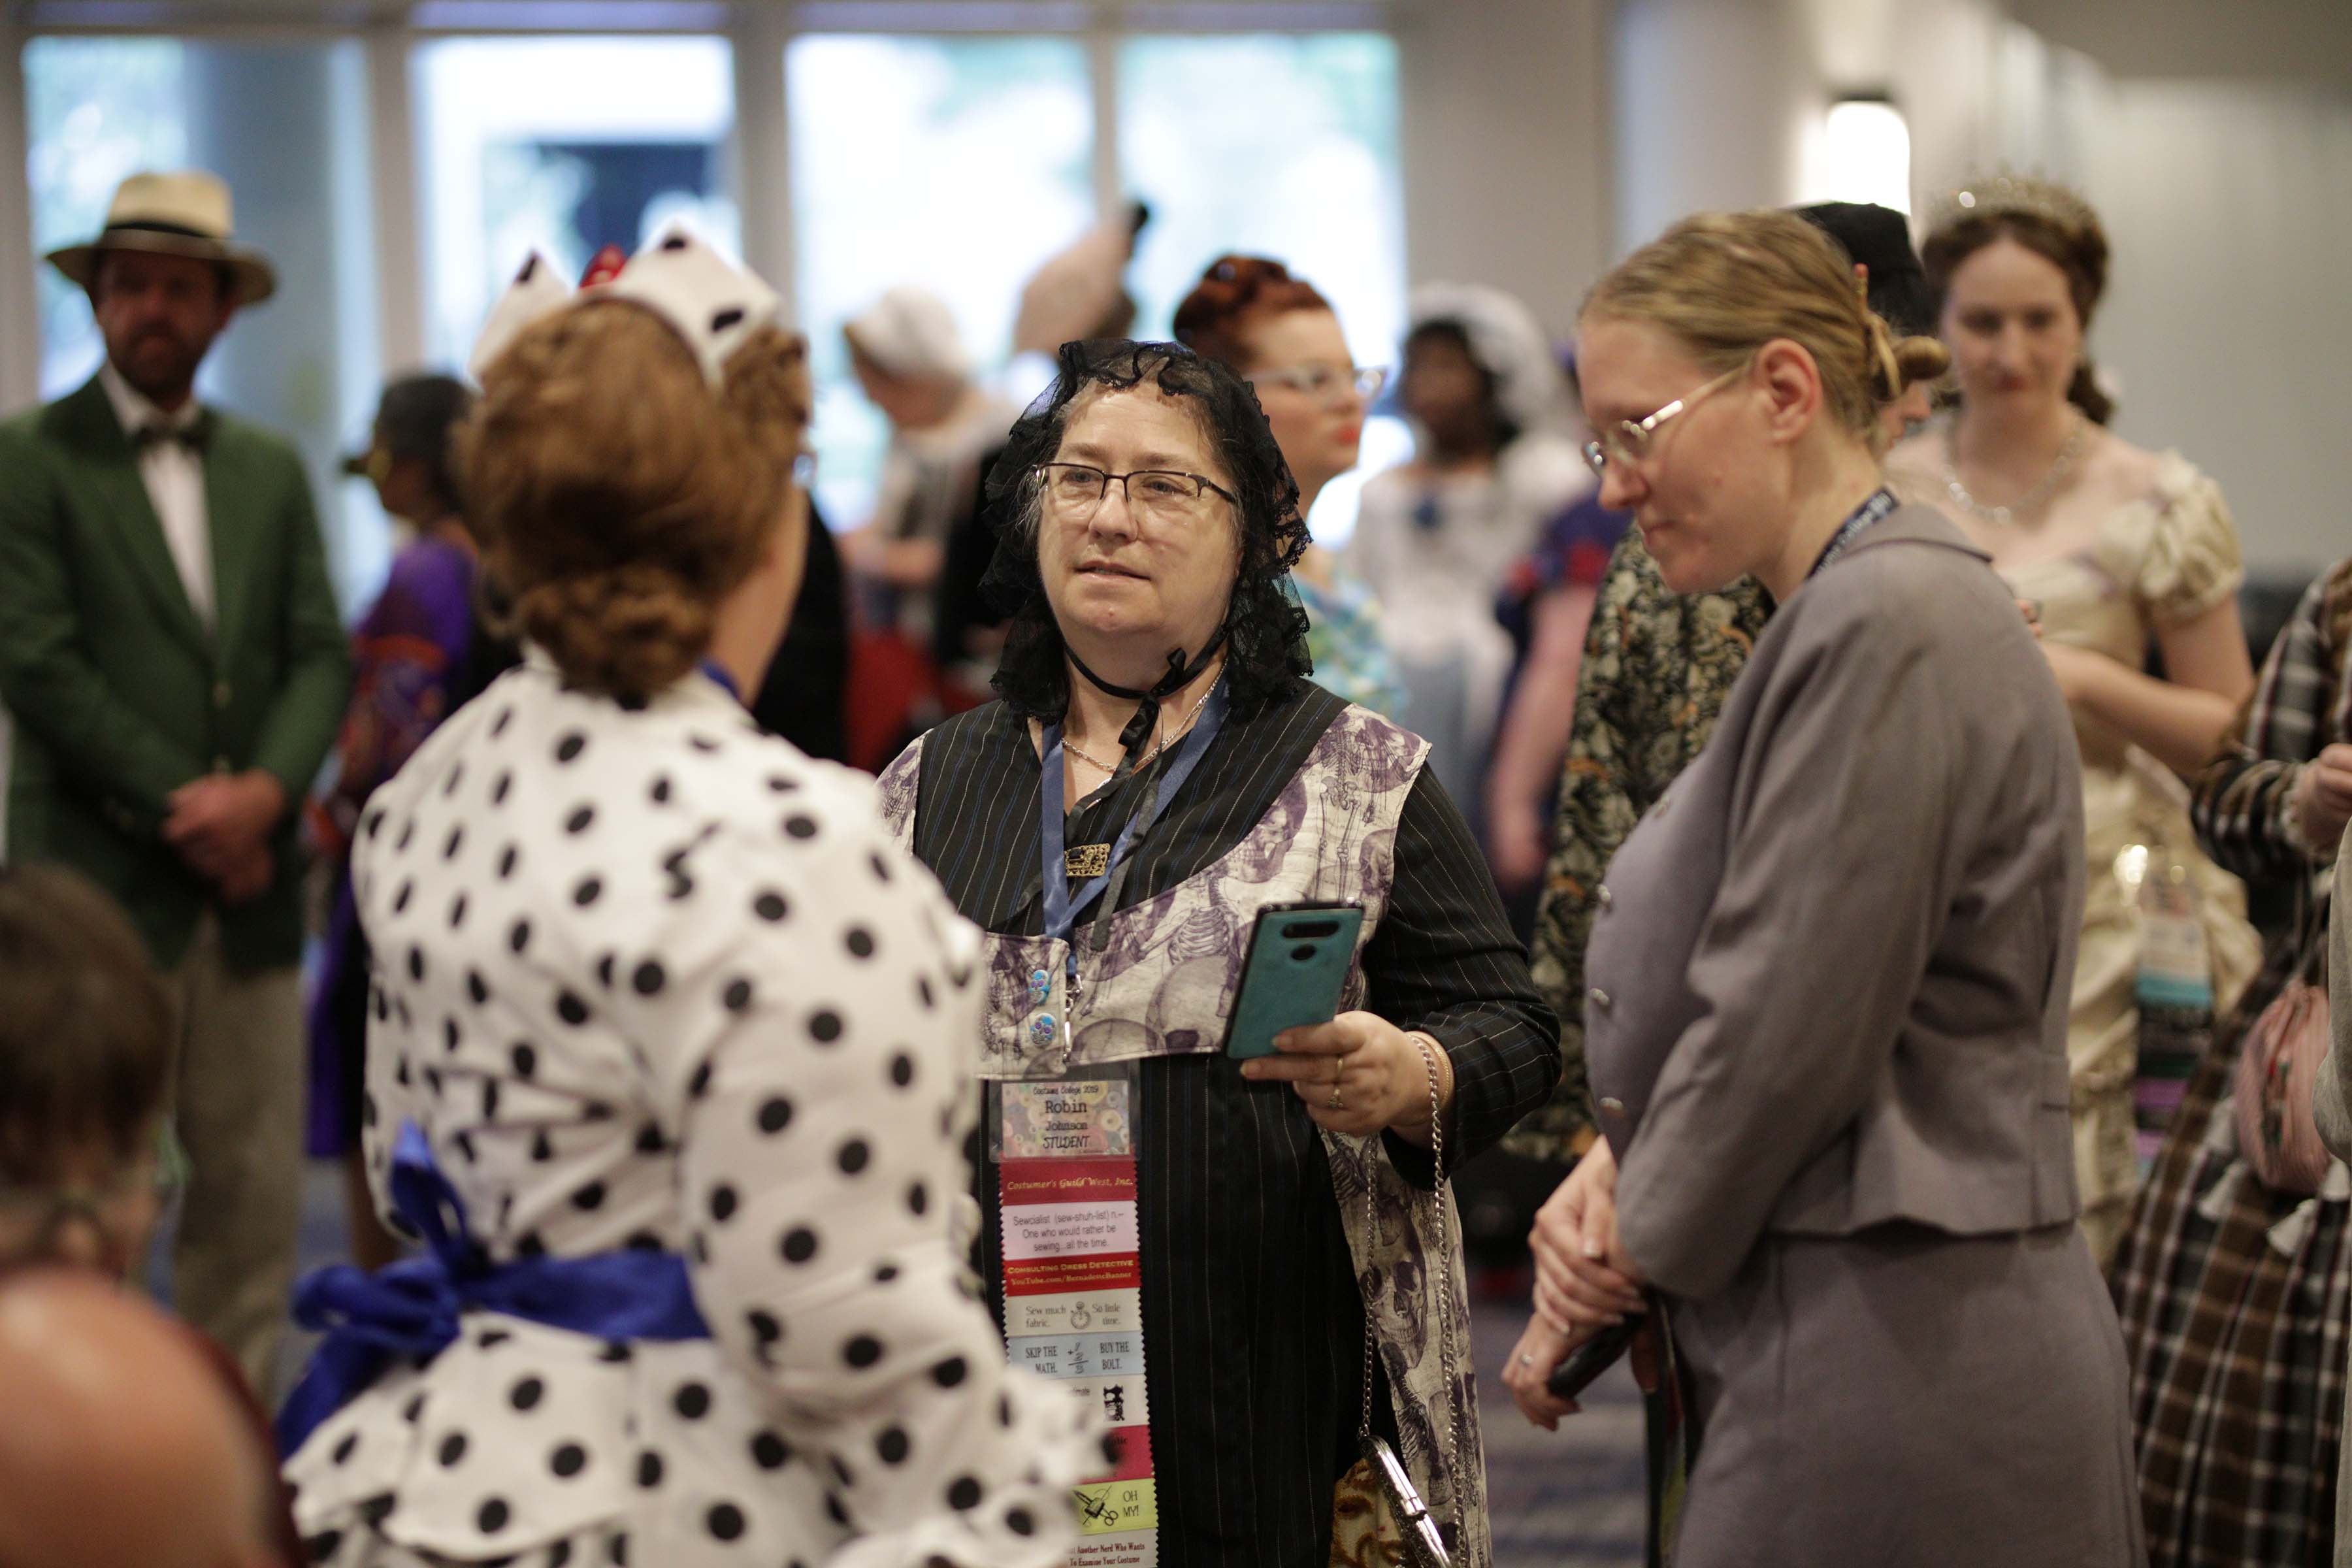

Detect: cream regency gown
1980,451,2262,1265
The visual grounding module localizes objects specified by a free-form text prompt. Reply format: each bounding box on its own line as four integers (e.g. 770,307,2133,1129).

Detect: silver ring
1326,1086,1345,1111
1518,1353,1534,1366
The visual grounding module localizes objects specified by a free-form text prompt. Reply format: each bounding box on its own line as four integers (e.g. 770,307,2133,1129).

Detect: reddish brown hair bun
460,303,811,702
1173,254,1333,370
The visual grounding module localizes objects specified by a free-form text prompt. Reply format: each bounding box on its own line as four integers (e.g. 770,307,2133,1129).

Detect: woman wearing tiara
1889,175,2261,1268
276,233,1097,1567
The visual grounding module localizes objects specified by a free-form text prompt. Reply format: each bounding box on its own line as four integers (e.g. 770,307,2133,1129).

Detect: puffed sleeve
2134,457,2246,627
1343,474,1407,605
661,796,1100,1568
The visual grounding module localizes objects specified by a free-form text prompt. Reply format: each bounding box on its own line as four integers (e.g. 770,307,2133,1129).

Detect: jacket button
1599,1096,1625,1120
1588,987,1612,1011
213,679,231,708
1597,885,1613,910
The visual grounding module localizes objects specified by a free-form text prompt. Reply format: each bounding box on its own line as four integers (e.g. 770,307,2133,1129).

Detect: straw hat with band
45,170,278,308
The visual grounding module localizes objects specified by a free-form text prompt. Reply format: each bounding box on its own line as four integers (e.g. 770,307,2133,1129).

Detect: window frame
3,0,1405,420
0,0,1401,472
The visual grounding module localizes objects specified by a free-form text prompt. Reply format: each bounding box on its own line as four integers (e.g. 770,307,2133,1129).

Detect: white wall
1612,0,1819,255
1607,0,2012,250
2068,78,2352,576
1597,0,2349,578
1396,0,1613,340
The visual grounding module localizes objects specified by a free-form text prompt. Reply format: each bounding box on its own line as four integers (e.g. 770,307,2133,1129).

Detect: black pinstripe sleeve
1367,767,1562,1187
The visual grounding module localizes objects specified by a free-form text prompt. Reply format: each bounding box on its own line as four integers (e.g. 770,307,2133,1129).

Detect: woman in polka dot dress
279,237,1099,1567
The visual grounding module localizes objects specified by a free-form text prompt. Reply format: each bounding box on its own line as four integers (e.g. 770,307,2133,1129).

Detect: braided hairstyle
1923,203,2115,425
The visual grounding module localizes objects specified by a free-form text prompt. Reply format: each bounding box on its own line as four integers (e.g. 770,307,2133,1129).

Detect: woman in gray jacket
1501,210,2144,1567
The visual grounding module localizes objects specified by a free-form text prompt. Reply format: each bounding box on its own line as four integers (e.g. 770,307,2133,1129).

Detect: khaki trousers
164,912,304,1400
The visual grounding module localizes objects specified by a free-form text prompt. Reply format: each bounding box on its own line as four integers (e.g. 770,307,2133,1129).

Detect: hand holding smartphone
1223,902,1364,1060
1544,1316,1639,1403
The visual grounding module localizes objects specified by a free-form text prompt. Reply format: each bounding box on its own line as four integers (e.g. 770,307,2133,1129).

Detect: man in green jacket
0,171,351,1394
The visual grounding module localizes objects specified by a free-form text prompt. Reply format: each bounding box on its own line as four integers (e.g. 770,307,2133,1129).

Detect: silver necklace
1064,680,1217,777
1943,413,2089,527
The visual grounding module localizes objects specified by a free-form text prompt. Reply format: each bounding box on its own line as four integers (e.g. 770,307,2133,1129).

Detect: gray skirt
1668,1221,2146,1568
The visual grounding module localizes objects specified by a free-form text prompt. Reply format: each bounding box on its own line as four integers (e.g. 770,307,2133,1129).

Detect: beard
106,325,209,405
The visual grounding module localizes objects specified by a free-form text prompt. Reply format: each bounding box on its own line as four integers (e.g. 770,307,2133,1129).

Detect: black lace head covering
981,338,1312,728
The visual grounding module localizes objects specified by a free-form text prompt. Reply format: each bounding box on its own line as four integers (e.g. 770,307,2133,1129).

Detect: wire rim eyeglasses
1580,360,1752,478
1245,364,1388,404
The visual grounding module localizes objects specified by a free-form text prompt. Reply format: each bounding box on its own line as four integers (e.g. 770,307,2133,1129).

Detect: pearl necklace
1942,412,2089,527
1064,680,1218,777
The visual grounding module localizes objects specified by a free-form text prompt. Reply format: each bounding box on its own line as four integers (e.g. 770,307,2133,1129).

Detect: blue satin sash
277,1122,710,1451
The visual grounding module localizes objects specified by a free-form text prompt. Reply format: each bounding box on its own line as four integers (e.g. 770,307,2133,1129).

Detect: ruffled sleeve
2134,455,2246,627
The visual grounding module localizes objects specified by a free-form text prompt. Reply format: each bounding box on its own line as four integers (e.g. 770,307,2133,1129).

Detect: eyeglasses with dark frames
1034,462,1239,523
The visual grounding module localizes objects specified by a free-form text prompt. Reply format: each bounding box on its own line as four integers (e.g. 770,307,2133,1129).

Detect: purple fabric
304,540,482,1158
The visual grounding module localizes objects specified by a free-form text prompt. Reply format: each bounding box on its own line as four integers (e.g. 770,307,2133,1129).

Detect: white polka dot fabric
283,657,1100,1567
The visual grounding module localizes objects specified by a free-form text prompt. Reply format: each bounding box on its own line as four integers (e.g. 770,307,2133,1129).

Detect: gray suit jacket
1586,503,2086,1301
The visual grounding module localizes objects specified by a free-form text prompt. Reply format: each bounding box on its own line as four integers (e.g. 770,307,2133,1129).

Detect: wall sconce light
1816,91,1912,216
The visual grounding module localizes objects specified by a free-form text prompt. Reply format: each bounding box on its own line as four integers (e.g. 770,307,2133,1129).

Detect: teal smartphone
1223,901,1365,1060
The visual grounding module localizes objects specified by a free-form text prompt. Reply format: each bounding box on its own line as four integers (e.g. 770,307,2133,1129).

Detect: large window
781,29,1406,536
1118,33,1404,356
785,33,1093,531
22,35,385,609
416,35,738,371
19,18,1408,581
24,37,188,401
1119,33,1407,541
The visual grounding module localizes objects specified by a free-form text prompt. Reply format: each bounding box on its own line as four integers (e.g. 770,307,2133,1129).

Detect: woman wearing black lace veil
878,340,1556,1567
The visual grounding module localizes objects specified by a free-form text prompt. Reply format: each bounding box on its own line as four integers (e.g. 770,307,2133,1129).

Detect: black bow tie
132,416,208,454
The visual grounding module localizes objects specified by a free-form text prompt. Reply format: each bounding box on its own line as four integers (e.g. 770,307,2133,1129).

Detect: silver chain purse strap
1356,1034,1463,1568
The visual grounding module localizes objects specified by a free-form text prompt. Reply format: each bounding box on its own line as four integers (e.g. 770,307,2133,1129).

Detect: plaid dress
2112,560,2352,1565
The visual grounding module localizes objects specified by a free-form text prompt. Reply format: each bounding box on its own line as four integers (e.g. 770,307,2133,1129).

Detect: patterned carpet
1471,1296,1648,1567
276,1162,1650,1563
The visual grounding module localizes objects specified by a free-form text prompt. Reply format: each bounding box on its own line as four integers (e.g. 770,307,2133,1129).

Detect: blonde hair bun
1584,208,1935,448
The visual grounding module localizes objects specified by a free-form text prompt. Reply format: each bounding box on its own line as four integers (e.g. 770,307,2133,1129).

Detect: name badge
1001,1079,1132,1158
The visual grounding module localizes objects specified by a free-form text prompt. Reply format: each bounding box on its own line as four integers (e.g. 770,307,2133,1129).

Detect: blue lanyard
697,658,743,704
1809,487,1899,579
1039,681,1230,958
